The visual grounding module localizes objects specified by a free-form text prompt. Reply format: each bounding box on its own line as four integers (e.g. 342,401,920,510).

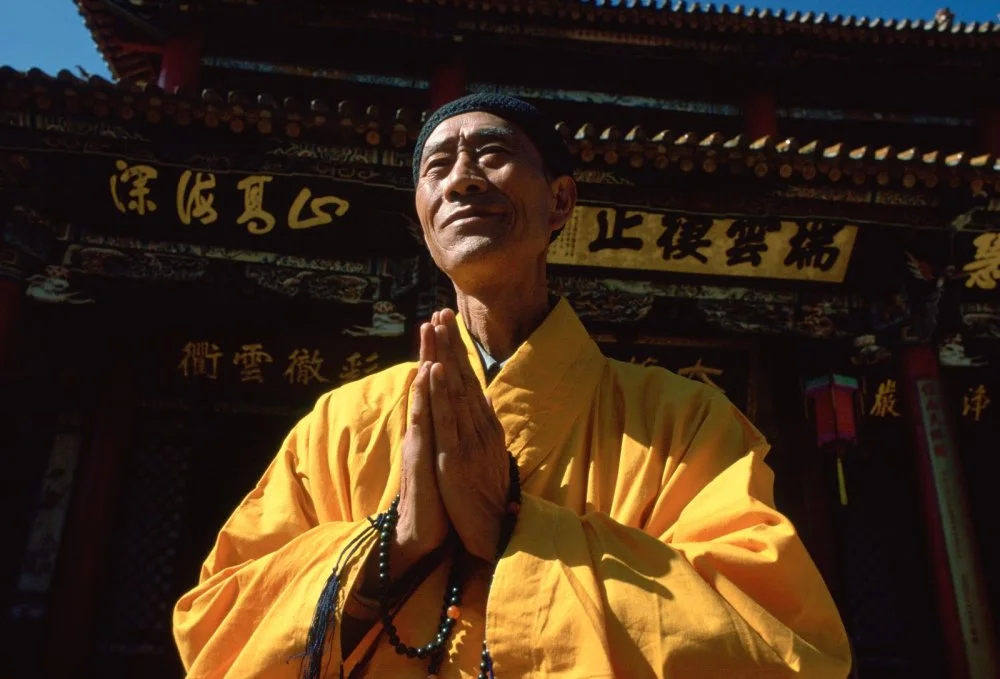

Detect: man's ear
549,175,578,234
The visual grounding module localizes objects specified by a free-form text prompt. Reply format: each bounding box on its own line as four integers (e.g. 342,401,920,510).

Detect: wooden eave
75,0,161,84
3,65,998,195
77,1,1000,88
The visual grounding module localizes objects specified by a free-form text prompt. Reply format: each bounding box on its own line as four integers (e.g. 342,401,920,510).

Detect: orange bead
446,605,461,620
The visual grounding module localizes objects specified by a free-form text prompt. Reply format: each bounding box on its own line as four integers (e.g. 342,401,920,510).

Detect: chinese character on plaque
177,341,223,380
232,343,274,383
283,348,330,385
962,384,991,422
869,379,901,418
110,160,158,216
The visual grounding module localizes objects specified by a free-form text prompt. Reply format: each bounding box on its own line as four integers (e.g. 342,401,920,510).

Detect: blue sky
0,0,996,80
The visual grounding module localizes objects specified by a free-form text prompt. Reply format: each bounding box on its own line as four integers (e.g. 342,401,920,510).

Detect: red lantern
804,374,861,505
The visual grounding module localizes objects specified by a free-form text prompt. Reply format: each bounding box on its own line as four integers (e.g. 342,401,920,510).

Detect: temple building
1,1,998,677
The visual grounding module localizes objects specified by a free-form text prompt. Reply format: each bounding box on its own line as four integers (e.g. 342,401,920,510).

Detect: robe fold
173,298,852,678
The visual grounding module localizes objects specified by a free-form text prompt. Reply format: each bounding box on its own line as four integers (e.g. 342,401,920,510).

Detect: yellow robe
173,298,851,678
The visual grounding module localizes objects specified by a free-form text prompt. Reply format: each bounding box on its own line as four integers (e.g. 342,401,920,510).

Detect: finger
439,311,496,434
440,309,482,389
467,380,504,451
436,310,499,442
408,362,432,432
429,362,460,456
419,322,436,364
434,323,467,407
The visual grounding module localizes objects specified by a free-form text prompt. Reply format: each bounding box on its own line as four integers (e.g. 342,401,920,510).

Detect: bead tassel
298,516,383,679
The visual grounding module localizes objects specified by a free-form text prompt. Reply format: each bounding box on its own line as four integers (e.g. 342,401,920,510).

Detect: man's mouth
442,207,506,229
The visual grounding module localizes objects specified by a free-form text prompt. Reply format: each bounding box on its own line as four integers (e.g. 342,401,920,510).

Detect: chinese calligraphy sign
962,384,990,422
177,341,223,380
338,351,380,381
869,379,901,418
110,160,158,216
283,349,331,385
658,214,713,264
548,205,859,283
232,343,273,383
107,160,351,235
962,232,1000,290
175,342,384,387
176,170,219,226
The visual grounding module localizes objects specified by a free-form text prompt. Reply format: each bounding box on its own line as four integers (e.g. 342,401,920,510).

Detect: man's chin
438,237,508,273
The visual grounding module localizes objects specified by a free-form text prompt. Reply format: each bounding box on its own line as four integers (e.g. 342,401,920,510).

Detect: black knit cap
412,93,574,187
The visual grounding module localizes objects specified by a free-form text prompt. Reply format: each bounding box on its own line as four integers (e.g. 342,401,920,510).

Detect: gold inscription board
549,205,859,283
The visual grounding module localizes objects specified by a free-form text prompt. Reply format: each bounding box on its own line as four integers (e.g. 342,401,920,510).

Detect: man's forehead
423,111,528,148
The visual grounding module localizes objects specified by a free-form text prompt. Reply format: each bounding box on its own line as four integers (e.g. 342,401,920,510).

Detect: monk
173,93,852,678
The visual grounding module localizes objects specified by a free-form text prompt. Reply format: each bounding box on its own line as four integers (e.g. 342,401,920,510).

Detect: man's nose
444,153,488,200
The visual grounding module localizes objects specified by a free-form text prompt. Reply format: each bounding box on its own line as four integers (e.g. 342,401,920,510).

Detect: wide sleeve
485,393,852,678
172,393,375,678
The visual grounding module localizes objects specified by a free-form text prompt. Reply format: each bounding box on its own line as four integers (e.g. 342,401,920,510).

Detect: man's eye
425,157,451,171
479,145,510,156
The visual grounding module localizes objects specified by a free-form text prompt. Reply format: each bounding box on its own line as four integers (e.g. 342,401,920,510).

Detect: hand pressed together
393,309,510,567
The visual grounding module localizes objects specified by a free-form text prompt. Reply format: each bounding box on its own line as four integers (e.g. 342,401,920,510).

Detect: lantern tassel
836,455,848,506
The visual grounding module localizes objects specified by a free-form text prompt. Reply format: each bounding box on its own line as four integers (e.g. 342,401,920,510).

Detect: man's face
414,112,567,281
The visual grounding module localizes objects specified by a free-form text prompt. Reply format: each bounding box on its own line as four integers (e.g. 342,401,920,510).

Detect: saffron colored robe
173,298,851,678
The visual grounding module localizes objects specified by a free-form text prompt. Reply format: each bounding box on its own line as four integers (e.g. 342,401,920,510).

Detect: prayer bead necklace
375,454,521,678
375,496,465,675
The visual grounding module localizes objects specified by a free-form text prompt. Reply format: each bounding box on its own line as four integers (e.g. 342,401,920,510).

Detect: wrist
390,532,427,577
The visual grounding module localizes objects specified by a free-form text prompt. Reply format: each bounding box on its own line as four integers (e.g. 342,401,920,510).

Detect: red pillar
899,346,998,679
42,340,137,675
745,90,778,139
0,278,23,377
157,31,203,92
429,52,466,110
980,108,1000,157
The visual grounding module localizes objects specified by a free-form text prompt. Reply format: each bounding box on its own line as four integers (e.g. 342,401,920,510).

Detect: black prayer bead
372,491,512,677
